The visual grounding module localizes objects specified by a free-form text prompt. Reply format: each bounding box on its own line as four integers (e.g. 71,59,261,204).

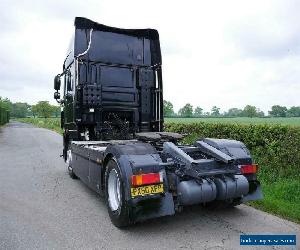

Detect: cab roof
74,17,159,40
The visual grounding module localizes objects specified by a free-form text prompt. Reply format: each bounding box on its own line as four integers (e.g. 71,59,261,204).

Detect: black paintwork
57,17,163,148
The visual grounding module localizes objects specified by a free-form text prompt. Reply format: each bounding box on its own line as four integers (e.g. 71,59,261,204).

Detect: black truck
54,17,263,227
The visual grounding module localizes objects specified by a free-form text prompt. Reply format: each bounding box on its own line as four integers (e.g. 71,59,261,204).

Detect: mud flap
130,192,175,222
105,143,175,223
241,184,263,203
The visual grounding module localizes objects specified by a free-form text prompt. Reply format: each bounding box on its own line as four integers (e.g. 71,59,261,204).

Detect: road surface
0,122,299,250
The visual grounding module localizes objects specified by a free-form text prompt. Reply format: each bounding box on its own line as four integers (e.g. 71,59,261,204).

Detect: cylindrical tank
177,179,217,205
214,175,249,200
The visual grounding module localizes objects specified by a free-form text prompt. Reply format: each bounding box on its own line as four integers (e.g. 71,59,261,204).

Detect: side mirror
54,75,61,90
54,92,60,100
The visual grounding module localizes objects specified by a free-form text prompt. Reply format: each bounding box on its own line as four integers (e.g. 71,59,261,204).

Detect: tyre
105,159,131,227
63,132,69,162
66,149,77,179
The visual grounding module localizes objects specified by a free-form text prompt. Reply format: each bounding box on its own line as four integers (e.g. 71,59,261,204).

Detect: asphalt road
0,122,299,250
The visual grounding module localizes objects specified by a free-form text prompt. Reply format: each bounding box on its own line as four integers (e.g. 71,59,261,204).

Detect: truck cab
54,17,163,159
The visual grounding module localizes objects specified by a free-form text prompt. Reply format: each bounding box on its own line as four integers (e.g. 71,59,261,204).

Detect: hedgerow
165,122,300,182
18,119,300,181
0,107,9,125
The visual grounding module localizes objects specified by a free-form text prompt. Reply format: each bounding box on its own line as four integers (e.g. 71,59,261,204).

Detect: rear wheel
67,149,77,179
105,159,131,227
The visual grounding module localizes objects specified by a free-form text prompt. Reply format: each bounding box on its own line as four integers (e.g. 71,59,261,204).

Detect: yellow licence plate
131,183,164,198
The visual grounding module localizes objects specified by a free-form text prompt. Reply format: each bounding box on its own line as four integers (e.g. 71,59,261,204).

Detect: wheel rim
66,149,72,168
108,168,121,211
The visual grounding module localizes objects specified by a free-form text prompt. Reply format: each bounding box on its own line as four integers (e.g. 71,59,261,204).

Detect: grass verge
249,178,300,223
17,118,63,135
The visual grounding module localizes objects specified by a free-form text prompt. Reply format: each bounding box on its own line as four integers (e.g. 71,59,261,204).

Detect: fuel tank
177,175,249,205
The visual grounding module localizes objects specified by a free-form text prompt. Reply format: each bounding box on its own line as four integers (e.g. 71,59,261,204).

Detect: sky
0,0,299,114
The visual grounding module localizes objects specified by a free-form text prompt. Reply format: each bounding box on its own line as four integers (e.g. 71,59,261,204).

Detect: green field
165,117,300,126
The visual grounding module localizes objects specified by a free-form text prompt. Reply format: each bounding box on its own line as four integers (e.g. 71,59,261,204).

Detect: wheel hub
108,169,121,211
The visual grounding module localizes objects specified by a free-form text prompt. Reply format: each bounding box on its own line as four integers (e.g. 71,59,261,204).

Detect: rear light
131,172,163,186
240,164,258,174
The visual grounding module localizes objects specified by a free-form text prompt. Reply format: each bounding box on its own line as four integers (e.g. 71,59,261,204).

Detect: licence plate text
131,183,164,198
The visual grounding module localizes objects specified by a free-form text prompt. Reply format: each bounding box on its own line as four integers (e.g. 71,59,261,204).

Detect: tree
269,105,288,117
194,106,203,117
0,97,12,111
163,100,174,117
256,109,265,117
10,102,30,118
31,105,38,118
243,105,257,118
211,106,220,116
225,108,243,117
287,106,300,117
178,103,193,117
52,105,61,118
35,101,54,118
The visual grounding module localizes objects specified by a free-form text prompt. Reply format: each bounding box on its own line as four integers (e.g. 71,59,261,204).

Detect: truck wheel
105,159,131,227
66,149,77,179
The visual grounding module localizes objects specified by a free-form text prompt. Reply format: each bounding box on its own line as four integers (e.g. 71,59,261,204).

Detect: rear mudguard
242,181,263,202
104,142,175,223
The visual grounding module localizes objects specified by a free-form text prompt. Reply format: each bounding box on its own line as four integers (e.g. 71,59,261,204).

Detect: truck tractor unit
54,17,263,227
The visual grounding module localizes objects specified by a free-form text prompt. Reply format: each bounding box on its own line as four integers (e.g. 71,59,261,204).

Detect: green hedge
0,107,9,125
165,122,300,182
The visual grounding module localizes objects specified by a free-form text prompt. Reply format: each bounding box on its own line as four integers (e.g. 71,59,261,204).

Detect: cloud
222,0,300,59
0,0,299,113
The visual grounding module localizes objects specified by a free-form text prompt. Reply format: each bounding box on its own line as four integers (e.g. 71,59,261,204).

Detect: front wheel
66,149,77,179
105,159,131,227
